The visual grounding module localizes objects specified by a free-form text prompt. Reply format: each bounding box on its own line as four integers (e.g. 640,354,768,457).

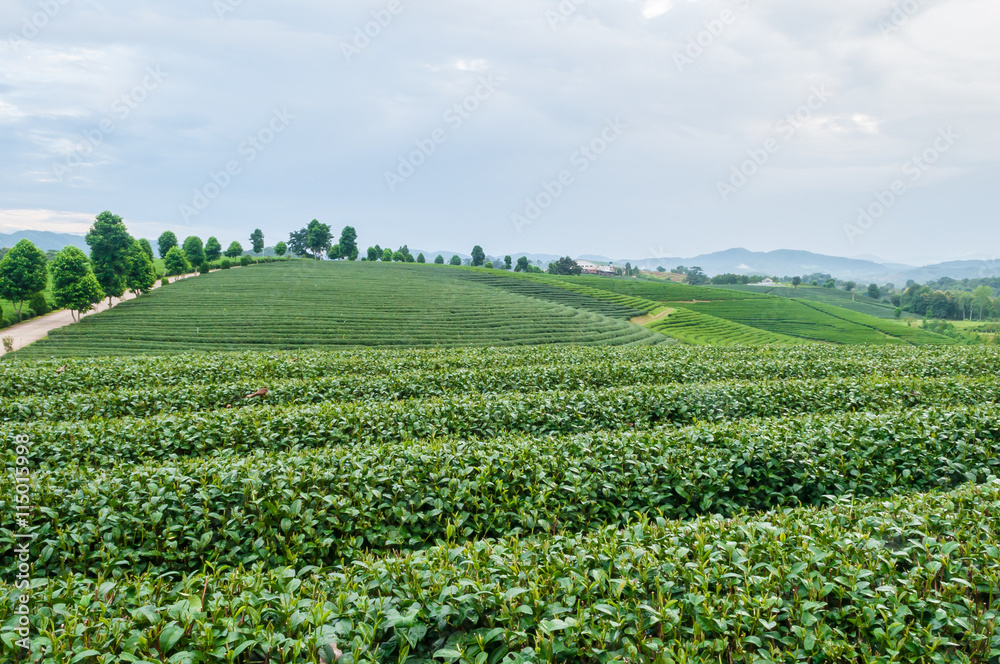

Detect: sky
1,0,998,265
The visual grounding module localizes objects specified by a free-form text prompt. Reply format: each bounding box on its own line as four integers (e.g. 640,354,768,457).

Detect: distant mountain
0,231,88,252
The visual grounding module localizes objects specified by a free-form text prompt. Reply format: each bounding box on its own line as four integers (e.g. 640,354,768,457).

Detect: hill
16,261,666,357
0,230,89,251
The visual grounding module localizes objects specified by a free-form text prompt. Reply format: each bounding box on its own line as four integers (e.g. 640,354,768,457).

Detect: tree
792,277,802,289
392,250,405,262
205,237,222,262
485,261,494,269
249,229,264,256
157,231,178,258
288,228,309,258
656,266,666,273
50,246,104,322
125,241,157,296
844,281,857,300
471,245,486,267
328,244,343,260
164,246,190,276
548,256,582,276
417,253,426,263
367,247,379,261
449,254,462,266
684,267,709,286
374,245,383,260
225,241,244,259
504,255,512,271
306,220,332,259
973,286,993,321
349,247,359,261
86,211,133,305
868,283,881,300
382,248,392,262
339,226,358,260
515,256,530,272
0,240,48,321
434,254,445,264
823,280,836,289
138,238,155,261
182,236,205,267
274,241,287,258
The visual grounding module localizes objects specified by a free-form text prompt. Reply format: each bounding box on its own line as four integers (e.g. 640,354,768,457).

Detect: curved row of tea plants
4,479,999,662
7,375,1000,467
5,403,1000,578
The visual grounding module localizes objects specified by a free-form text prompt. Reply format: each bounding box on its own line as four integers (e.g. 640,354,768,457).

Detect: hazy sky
1,0,997,264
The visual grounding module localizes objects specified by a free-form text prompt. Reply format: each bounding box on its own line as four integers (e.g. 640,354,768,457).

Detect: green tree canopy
417,253,425,263
138,238,155,261
249,228,264,256
329,244,343,260
339,226,358,260
504,255,512,270
287,229,308,257
182,236,205,267
157,231,178,258
367,246,378,261
392,250,405,262
868,283,881,300
382,248,392,262
274,241,287,257
50,246,104,322
471,245,486,267
225,241,244,259
449,254,462,266
0,239,48,321
306,220,332,259
205,237,222,262
86,211,133,304
547,256,582,276
164,246,191,277
125,241,157,296
434,254,445,264
515,256,530,272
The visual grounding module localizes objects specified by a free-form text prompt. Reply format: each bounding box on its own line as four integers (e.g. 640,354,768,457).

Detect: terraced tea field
3,345,1000,662
16,262,665,357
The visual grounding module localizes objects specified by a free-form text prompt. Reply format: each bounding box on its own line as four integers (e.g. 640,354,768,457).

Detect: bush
240,255,251,267
28,292,51,317
160,277,169,287
198,263,211,275
220,259,232,270
1,337,12,353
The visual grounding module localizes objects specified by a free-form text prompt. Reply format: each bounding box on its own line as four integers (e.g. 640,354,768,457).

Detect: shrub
28,292,51,317
160,277,169,287
198,263,211,275
1,337,12,353
220,259,232,270
240,255,251,267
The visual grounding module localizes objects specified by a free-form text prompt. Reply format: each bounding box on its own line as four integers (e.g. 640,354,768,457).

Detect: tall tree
287,229,309,258
0,240,48,321
164,246,191,276
844,281,857,301
382,248,392,262
205,237,222,262
339,226,358,260
329,244,343,260
417,253,426,263
182,236,205,267
792,276,802,289
449,254,462,266
138,238,155,261
367,246,379,261
547,256,582,276
249,228,265,256
274,241,287,258
867,283,881,300
86,211,133,305
471,245,486,267
515,256,530,272
434,254,445,264
504,255,512,270
50,246,104,322
973,286,993,321
125,241,157,296
373,245,383,260
306,220,332,259
157,231,178,258
225,241,244,259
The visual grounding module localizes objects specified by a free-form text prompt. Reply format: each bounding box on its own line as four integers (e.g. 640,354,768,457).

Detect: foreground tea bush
4,480,1000,662
5,404,1000,577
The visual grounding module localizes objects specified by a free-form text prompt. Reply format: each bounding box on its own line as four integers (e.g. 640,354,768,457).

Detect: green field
714,284,900,318
16,262,667,357
3,345,1000,661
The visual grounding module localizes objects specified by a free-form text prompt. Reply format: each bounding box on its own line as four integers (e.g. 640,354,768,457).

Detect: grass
796,300,957,345
15,261,667,357
715,283,901,318
645,306,809,345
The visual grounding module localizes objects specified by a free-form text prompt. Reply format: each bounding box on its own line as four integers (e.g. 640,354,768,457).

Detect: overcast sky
1,0,997,264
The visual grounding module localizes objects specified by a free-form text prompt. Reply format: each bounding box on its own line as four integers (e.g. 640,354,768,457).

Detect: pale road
0,271,199,356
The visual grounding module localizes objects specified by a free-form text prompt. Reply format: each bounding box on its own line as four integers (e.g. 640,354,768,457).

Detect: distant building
758,278,777,286
575,260,615,276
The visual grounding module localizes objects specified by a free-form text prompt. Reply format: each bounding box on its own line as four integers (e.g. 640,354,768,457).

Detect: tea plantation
3,345,1000,662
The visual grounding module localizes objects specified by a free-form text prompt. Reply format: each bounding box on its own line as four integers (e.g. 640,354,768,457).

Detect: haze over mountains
5,230,998,284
